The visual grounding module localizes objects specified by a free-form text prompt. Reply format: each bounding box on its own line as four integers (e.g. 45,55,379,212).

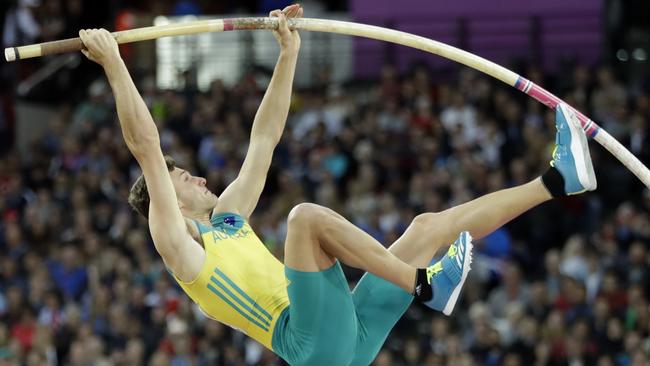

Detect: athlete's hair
128,155,176,218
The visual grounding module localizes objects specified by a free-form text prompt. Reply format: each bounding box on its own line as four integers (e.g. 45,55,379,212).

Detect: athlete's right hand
79,28,120,67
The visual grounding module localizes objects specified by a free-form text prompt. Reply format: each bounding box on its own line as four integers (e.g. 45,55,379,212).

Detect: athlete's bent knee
412,212,455,244
412,212,440,228
287,203,327,229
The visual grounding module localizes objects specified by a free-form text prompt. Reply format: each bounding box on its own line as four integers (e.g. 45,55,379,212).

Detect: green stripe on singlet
213,268,274,322
208,276,271,327
206,281,270,332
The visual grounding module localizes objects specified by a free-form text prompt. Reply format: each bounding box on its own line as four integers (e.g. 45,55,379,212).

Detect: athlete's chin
206,195,219,207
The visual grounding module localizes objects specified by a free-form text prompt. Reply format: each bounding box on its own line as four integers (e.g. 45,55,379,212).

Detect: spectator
47,245,88,301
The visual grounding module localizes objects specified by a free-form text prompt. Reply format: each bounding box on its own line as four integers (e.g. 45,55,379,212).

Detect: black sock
541,167,566,198
413,268,433,302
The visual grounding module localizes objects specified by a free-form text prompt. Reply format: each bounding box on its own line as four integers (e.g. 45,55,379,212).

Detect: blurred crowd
3,2,650,366
1,48,650,366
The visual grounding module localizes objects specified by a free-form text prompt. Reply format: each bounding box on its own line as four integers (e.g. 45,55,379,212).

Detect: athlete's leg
280,202,421,366
389,102,597,267
284,202,418,292
342,182,550,365
280,198,446,365
347,178,552,365
390,178,551,267
276,261,357,366
349,103,598,365
279,207,361,365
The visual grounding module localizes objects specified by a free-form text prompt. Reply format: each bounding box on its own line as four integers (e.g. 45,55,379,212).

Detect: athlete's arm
79,29,204,281
216,5,302,219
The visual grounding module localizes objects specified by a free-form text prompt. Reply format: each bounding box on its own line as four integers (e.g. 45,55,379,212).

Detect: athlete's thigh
277,262,358,366
349,272,414,366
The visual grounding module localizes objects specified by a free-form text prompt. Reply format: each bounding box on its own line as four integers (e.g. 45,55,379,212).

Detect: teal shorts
272,262,413,366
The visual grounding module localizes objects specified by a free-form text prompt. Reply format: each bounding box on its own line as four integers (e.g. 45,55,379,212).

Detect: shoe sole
558,104,597,193
442,231,473,316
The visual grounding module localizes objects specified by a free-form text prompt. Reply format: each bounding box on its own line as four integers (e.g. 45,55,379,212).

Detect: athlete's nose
197,177,207,186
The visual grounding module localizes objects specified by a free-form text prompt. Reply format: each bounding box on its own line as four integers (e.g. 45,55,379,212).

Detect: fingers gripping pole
5,17,650,188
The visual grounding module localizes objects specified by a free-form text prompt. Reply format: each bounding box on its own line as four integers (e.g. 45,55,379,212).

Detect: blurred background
1,0,650,365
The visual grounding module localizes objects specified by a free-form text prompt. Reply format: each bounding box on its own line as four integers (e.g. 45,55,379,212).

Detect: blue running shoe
423,231,473,315
552,104,597,194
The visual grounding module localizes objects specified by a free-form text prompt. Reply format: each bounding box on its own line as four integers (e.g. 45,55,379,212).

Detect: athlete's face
170,167,218,213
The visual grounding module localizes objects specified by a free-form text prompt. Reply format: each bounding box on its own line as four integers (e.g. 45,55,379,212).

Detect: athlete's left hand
270,4,302,54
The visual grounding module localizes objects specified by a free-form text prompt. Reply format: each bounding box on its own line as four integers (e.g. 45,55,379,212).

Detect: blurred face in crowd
62,246,80,270
404,339,421,362
169,167,218,215
631,350,649,366
597,355,615,366
503,353,522,366
374,350,394,366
